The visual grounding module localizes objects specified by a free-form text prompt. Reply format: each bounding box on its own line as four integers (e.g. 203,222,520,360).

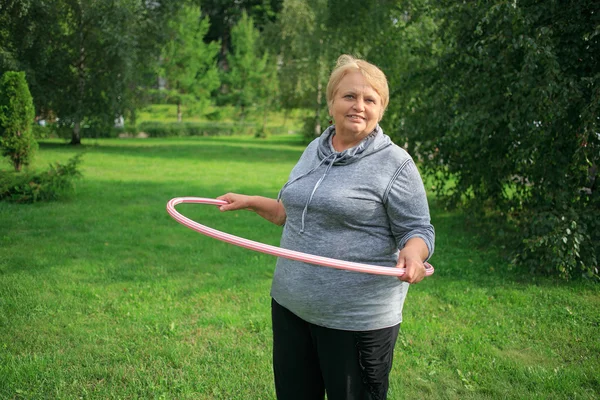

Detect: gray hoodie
271,125,435,331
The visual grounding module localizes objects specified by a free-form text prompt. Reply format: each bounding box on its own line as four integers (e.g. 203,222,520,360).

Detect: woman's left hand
396,250,425,283
396,240,428,283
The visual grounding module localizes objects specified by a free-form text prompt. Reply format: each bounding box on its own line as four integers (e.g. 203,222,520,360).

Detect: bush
0,71,37,171
0,153,84,203
31,124,51,139
398,1,599,279
204,106,236,121
514,202,599,280
301,113,331,144
136,121,257,137
52,117,124,139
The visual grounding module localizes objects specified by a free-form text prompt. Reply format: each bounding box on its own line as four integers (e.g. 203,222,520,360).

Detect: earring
329,118,333,124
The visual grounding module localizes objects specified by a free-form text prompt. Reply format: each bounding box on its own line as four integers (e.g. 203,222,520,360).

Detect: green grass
1,136,598,399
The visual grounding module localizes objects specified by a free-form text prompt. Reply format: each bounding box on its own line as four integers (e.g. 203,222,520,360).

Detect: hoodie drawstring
299,153,338,233
278,152,339,234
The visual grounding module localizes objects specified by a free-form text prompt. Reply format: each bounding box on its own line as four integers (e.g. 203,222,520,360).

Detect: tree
224,11,277,123
0,71,37,171
255,54,279,137
267,0,335,139
0,1,26,73
267,0,402,140
159,4,220,123
0,0,181,144
328,0,443,142
197,0,283,67
400,0,599,278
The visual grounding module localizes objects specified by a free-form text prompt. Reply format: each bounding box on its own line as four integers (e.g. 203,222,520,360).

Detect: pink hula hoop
166,197,434,278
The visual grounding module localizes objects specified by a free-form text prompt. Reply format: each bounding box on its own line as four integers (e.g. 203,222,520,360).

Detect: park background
1,0,598,398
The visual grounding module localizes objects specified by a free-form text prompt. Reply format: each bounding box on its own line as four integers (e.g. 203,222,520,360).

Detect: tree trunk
71,12,85,146
314,80,322,137
71,119,82,145
283,108,289,130
177,101,182,123
14,131,23,171
261,103,268,138
314,55,324,137
589,163,597,194
314,42,325,137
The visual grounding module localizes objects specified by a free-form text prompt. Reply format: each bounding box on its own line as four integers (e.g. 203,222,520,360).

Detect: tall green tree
400,0,599,278
0,71,37,171
224,11,277,122
0,0,180,144
0,1,26,72
269,0,333,139
159,4,220,123
323,0,442,141
267,0,400,139
198,0,282,66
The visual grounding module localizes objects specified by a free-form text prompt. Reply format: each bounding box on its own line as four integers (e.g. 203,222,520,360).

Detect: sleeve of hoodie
384,159,435,260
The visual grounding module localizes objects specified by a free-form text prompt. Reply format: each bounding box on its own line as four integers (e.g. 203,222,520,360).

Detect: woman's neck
331,133,363,152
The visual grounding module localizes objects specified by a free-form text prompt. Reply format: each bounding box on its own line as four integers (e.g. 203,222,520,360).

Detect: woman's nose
353,98,365,111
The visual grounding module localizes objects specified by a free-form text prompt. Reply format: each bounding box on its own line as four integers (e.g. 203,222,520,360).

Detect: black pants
271,298,400,400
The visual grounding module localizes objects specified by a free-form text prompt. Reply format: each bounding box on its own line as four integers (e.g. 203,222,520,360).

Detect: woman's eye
366,98,376,104
344,94,354,99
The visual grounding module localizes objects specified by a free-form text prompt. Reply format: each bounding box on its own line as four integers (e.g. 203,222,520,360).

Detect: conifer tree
225,11,276,123
160,4,220,122
0,71,37,172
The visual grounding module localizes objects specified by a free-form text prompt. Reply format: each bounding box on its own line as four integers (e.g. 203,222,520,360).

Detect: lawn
1,135,598,399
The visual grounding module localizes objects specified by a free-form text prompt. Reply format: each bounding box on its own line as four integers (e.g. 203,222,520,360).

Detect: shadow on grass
41,134,306,147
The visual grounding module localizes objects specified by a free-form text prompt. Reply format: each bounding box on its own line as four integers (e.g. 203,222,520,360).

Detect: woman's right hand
216,193,287,226
216,193,252,212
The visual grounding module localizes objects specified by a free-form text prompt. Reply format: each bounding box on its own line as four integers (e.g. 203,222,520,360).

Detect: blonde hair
326,55,390,120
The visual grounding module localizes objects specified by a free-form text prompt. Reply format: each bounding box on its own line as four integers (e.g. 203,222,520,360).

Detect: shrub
132,121,291,138
0,153,84,203
204,106,236,121
51,117,124,139
0,71,37,171
254,125,268,139
514,199,599,280
136,121,257,137
397,1,599,279
301,113,331,144
31,124,51,139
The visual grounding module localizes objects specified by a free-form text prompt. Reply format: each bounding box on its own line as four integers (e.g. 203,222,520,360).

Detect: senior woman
217,54,434,400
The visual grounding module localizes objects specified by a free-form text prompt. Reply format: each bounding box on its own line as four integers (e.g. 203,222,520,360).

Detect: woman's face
329,71,382,143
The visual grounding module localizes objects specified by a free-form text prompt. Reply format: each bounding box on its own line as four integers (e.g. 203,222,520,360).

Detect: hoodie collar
279,124,392,233
317,124,391,165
